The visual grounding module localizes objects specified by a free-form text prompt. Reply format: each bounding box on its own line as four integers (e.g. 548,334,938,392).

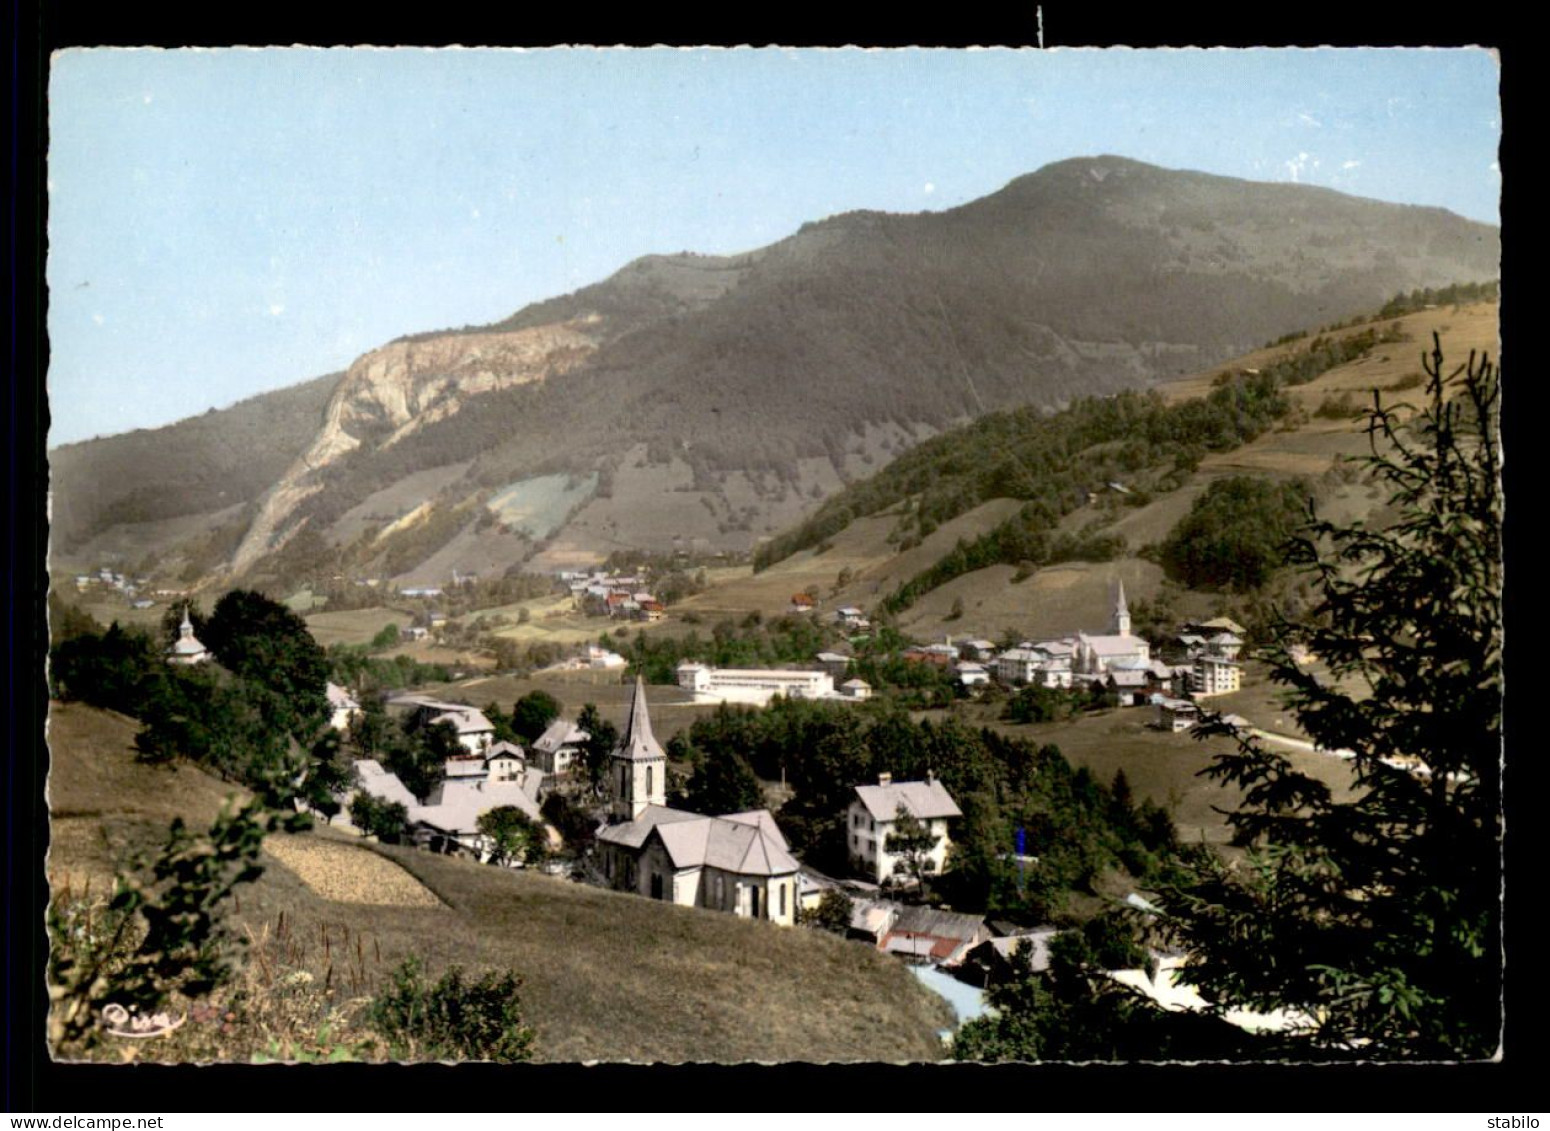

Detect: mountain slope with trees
50,157,1497,586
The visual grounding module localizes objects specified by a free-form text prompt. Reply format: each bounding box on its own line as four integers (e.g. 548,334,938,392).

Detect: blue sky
46,47,1501,446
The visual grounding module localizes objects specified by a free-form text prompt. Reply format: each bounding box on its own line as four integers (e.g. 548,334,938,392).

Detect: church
594,678,801,925
1071,580,1151,675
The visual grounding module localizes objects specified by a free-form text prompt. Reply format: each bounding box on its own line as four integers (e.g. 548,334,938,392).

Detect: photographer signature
101,1003,186,1039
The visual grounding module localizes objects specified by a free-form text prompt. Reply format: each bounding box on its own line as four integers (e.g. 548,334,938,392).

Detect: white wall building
676,662,836,706
846,773,962,886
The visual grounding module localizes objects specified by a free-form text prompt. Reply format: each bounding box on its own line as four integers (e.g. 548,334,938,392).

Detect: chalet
846,772,962,885
840,678,872,701
595,679,800,925
402,626,430,641
413,772,547,861
790,593,817,613
485,741,527,782
530,717,589,775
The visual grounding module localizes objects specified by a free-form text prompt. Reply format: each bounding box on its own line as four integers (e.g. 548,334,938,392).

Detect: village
140,564,1308,1038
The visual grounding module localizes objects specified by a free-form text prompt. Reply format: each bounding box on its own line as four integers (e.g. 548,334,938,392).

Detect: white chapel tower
610,676,668,822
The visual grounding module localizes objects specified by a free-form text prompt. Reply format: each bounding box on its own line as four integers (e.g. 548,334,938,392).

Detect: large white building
1192,654,1244,696
846,772,962,886
595,678,800,925
676,662,836,706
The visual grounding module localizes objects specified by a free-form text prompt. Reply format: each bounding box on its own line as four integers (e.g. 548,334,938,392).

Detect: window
779,884,787,917
646,764,653,797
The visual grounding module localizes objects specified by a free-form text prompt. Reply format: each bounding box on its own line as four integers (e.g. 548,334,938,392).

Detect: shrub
368,956,534,1062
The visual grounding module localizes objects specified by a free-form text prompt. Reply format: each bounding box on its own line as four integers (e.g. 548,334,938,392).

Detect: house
846,772,962,885
840,678,872,701
955,661,992,689
166,607,210,666
529,717,589,775
594,678,801,924
484,741,527,782
1187,616,1248,639
586,644,628,670
960,640,999,663
847,898,902,945
815,651,853,678
959,928,1061,987
388,695,497,756
790,593,817,614
1156,697,1201,732
1204,632,1244,661
1105,663,1151,705
326,682,361,732
402,626,430,641
413,773,547,861
878,906,992,966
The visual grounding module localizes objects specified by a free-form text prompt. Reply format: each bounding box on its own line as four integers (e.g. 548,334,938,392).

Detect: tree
884,804,940,896
477,806,546,867
1157,475,1310,592
349,792,410,844
511,690,562,744
202,589,329,739
799,887,854,934
576,703,617,796
684,748,765,816
1159,336,1502,1058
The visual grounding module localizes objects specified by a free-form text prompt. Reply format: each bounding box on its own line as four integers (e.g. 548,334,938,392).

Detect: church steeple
1112,579,1131,636
610,676,667,821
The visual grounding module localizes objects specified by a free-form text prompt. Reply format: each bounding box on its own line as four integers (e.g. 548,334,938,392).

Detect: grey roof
891,905,988,942
1079,633,1150,656
326,682,359,709
853,779,962,822
486,741,525,760
982,928,1059,972
614,676,666,762
415,777,542,833
353,760,419,810
597,805,799,877
533,717,588,754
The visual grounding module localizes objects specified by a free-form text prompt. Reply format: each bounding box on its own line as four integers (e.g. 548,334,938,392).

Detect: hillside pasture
952,702,1361,848
303,606,414,648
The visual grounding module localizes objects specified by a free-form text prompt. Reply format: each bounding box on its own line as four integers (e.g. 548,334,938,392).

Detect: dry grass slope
45,701,952,1063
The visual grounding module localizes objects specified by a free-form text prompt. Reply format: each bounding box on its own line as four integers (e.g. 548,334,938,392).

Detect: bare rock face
228,316,599,573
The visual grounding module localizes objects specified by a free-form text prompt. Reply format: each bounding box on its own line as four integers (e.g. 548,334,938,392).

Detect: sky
45,47,1502,447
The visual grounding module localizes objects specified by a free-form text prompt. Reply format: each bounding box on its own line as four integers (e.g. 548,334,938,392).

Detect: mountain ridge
48,157,1499,586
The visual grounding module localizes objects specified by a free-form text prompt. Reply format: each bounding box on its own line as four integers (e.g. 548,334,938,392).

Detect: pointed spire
617,675,666,762
1112,579,1132,636
180,603,194,637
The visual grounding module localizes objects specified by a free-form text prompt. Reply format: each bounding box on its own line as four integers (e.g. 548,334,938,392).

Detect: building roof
486,741,525,760
1079,633,1150,656
1193,617,1248,636
353,760,419,810
598,805,799,877
614,677,667,762
415,777,543,833
891,905,988,942
532,717,589,753
326,682,358,709
853,779,963,822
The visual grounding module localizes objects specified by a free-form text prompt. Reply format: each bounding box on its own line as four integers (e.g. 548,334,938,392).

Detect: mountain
48,156,1498,586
